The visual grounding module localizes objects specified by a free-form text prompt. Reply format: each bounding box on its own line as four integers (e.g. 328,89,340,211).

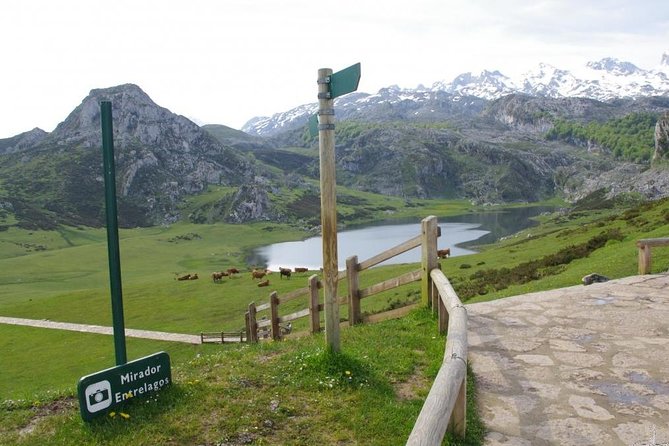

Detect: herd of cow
176,248,451,286
175,266,312,287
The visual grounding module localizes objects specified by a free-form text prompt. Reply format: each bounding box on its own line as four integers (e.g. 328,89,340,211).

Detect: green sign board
308,113,319,137
330,62,361,99
77,351,171,421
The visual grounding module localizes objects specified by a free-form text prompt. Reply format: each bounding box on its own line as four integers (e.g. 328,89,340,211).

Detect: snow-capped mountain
243,54,669,136
433,70,520,98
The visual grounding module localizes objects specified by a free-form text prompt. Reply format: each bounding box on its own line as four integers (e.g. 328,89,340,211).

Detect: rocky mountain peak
48,83,205,151
586,57,640,76
5,83,265,227
0,127,48,154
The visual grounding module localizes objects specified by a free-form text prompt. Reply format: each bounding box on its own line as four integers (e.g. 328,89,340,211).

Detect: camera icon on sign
84,380,112,412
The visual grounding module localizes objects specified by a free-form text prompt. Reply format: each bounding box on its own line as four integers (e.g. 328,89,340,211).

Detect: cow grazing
257,279,270,287
437,248,451,259
211,271,228,283
226,267,240,275
279,267,292,279
294,267,308,274
251,269,267,280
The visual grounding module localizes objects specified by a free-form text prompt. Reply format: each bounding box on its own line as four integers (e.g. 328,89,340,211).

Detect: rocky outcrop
226,183,272,223
653,112,669,163
0,128,48,154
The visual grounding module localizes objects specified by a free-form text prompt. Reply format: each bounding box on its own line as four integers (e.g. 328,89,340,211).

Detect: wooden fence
245,217,440,342
242,216,468,443
637,237,669,274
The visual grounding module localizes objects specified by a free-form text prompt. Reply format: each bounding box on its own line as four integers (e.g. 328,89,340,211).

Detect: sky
1,0,668,138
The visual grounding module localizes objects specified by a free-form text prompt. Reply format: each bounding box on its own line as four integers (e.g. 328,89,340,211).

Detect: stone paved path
0,316,202,344
467,274,669,445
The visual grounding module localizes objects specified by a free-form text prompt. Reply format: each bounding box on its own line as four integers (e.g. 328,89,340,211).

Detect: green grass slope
0,309,485,446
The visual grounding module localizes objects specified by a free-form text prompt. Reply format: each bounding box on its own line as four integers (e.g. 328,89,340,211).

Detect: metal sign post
100,101,127,366
77,103,172,422
316,63,361,352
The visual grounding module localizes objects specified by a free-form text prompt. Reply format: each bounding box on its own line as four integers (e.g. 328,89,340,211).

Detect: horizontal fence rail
407,268,468,445
200,331,246,344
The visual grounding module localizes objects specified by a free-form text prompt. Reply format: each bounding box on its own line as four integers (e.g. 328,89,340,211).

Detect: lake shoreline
247,206,556,270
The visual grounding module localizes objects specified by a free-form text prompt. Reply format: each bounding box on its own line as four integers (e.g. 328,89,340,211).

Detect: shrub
456,229,624,300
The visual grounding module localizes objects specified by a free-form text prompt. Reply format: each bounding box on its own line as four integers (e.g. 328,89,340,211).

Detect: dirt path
467,274,669,445
0,316,202,344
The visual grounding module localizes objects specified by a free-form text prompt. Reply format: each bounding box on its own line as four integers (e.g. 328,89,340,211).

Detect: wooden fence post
438,290,448,334
245,311,251,343
270,291,281,341
308,274,321,334
248,302,258,343
347,255,361,325
421,216,439,308
318,67,341,353
638,243,651,274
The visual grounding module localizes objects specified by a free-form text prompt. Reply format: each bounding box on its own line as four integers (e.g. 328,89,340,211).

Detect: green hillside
545,112,658,163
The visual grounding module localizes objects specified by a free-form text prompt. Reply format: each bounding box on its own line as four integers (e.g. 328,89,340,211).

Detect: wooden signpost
316,63,361,352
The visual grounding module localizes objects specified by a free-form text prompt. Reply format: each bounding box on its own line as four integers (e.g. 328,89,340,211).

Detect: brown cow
189,273,199,280
211,271,228,282
294,267,308,274
437,248,451,259
177,273,191,281
279,267,292,279
251,269,267,280
257,279,270,287
226,267,240,275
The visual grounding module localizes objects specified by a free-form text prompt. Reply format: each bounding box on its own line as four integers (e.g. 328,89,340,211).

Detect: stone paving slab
467,274,669,446
0,316,202,344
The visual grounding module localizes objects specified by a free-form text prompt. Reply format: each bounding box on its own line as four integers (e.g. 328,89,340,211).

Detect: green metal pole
100,101,127,366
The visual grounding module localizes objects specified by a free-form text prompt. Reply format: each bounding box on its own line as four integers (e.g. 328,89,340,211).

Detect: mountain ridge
2,79,669,231
243,54,669,137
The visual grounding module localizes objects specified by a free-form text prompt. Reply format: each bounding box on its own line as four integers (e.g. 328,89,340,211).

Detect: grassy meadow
0,309,485,446
1,194,669,444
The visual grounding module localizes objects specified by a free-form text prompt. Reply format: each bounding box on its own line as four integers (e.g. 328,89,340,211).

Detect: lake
247,206,554,271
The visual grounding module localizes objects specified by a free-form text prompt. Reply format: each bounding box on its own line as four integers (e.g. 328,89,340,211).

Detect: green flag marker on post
309,62,361,137
308,113,319,137
329,62,361,99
